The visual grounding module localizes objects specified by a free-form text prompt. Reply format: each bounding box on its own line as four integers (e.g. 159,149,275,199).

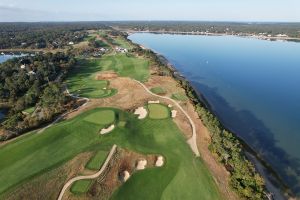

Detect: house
20,64,26,69
116,47,128,53
68,41,74,45
27,71,36,75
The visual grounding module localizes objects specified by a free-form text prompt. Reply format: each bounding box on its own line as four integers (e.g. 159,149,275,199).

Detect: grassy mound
147,104,170,119
150,87,166,95
171,92,188,101
0,108,221,199
84,110,115,125
66,59,117,98
99,54,149,82
71,180,92,194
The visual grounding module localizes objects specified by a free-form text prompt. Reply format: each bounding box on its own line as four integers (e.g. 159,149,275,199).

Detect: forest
0,22,110,49
0,52,76,140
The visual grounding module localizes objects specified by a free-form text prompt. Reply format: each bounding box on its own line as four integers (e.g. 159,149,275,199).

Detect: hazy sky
0,0,300,22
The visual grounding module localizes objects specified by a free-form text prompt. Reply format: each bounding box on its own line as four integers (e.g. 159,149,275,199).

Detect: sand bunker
155,156,164,167
136,159,147,170
95,71,118,80
148,100,160,104
123,171,130,182
171,110,177,118
134,107,148,119
100,124,115,134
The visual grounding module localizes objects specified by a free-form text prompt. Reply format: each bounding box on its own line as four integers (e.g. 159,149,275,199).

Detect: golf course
0,32,227,200
0,106,222,199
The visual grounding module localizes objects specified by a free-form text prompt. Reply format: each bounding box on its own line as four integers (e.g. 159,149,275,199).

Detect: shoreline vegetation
125,35,293,199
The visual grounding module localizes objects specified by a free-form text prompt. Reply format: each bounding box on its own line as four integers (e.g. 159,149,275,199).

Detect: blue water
129,33,300,194
0,55,14,63
0,55,17,120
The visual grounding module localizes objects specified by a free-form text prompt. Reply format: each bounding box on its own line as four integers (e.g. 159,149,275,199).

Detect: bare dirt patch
95,71,118,80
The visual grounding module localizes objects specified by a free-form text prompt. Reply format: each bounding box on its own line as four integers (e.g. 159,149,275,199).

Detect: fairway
66,59,117,98
147,104,170,119
86,150,108,170
71,180,92,194
84,110,115,125
99,54,149,82
0,108,222,199
114,36,133,50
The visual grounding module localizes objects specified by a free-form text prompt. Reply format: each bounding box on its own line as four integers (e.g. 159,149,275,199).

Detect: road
57,144,117,200
133,79,200,157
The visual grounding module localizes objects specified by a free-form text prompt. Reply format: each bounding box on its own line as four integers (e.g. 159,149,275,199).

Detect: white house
27,71,36,75
20,64,26,69
68,41,74,45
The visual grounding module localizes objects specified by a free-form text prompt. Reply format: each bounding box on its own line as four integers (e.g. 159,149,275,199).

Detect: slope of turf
147,104,170,119
99,54,149,82
85,150,108,170
114,37,133,50
150,87,166,95
66,59,117,98
71,180,92,194
84,110,115,125
171,92,188,101
0,108,222,199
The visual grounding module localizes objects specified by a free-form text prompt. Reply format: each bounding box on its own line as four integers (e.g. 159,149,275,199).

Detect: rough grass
66,59,117,98
23,107,35,114
150,87,166,95
171,92,188,101
99,54,149,82
83,110,115,125
147,104,170,119
70,180,92,194
86,150,108,170
0,108,222,199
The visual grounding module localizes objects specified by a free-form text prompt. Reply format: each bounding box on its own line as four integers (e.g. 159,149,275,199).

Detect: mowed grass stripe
86,150,108,170
71,179,92,194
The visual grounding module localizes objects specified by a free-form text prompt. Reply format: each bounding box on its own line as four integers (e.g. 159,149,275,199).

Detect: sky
0,0,300,22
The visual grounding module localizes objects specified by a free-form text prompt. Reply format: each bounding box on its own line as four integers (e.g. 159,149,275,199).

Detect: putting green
84,110,115,125
147,104,170,119
70,180,92,194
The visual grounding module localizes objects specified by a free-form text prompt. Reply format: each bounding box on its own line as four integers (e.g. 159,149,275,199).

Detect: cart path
133,79,200,157
57,144,117,200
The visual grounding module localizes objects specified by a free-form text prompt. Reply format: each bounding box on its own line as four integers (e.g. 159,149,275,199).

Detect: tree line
0,22,111,49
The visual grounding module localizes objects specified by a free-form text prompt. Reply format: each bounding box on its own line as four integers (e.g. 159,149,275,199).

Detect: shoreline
134,42,292,199
126,30,300,43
